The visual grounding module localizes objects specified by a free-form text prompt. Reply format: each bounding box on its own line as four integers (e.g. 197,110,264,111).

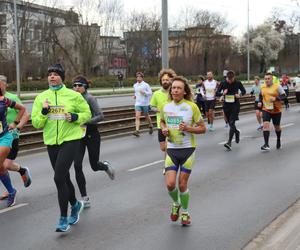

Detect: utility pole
13,0,21,97
247,0,250,84
161,0,169,69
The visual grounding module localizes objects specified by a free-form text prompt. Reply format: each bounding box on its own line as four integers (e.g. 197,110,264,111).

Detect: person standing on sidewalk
72,75,115,208
132,72,153,137
203,71,218,131
259,72,286,151
161,76,206,226
217,70,246,151
31,64,91,232
250,76,263,131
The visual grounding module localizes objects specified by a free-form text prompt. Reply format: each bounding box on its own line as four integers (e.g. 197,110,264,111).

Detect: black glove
41,107,50,115
70,113,78,122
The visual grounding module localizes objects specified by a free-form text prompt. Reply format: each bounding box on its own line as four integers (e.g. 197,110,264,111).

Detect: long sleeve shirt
217,79,246,105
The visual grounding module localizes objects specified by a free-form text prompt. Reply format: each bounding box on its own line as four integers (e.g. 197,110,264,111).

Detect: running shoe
235,130,240,144
0,191,8,200
82,196,91,209
132,130,140,137
7,189,17,207
56,217,70,232
68,201,84,225
21,167,32,188
224,142,232,151
276,139,281,149
149,126,153,135
103,161,115,180
257,125,263,131
261,144,270,151
170,203,181,222
181,212,191,226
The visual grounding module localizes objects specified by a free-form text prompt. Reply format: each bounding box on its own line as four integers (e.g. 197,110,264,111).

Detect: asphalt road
1,105,300,250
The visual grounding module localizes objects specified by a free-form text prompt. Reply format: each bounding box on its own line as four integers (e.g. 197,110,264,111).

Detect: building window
0,14,6,26
0,38,7,49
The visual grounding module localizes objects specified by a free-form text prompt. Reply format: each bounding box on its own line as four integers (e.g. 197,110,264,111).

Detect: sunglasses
73,83,83,87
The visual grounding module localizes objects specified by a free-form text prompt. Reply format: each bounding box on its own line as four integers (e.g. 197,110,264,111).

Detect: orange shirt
261,83,283,113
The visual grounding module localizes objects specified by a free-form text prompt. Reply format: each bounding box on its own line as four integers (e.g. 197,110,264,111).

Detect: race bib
166,116,183,129
81,125,87,138
225,95,235,103
264,102,274,110
206,89,214,95
48,106,66,120
255,93,259,99
0,121,3,134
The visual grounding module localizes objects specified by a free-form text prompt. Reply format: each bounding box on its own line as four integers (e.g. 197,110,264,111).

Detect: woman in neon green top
31,64,91,232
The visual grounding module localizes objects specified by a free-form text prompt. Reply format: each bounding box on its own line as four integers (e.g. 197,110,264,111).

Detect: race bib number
166,116,183,129
206,89,214,95
264,102,274,110
0,121,3,134
48,106,66,120
80,125,87,138
255,93,259,99
225,95,235,103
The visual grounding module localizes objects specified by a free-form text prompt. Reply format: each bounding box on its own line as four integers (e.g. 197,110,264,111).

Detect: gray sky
34,0,300,37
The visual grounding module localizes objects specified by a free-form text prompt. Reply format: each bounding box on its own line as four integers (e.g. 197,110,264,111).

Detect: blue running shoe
56,217,70,232
7,189,17,207
68,201,84,225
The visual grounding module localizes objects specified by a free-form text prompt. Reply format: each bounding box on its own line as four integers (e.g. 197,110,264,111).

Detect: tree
246,21,285,73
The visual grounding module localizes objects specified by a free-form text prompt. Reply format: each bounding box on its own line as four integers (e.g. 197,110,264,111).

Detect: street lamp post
247,0,250,84
161,0,169,69
13,0,21,97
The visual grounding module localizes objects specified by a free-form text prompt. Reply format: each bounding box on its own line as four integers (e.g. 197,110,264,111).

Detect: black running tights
47,140,80,217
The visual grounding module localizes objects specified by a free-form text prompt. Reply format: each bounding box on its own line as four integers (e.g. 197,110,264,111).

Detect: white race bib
48,106,66,120
166,116,183,130
81,125,87,138
225,95,235,103
0,121,3,134
264,102,274,110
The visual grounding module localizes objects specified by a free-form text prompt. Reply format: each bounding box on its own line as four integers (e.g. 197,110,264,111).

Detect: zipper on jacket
55,91,59,145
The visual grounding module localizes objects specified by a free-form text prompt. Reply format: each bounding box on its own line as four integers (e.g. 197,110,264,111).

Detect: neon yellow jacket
31,85,91,145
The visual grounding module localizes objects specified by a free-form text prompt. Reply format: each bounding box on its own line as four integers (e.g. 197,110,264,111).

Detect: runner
150,69,176,152
160,76,206,226
203,71,218,131
194,75,206,117
31,64,91,232
132,72,153,137
250,76,263,130
0,75,31,202
217,70,246,151
258,72,286,151
280,73,291,110
72,75,115,208
293,71,300,111
0,75,25,207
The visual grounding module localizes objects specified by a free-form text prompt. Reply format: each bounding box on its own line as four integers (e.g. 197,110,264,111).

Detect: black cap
73,78,89,89
226,70,235,79
48,64,65,81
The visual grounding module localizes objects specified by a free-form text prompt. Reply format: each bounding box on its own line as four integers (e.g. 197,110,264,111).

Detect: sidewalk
243,199,300,250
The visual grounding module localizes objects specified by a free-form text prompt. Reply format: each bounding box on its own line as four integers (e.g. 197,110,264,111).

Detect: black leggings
47,140,80,217
224,105,239,143
74,128,108,197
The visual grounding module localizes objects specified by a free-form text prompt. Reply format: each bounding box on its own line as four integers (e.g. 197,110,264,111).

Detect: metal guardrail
18,93,298,152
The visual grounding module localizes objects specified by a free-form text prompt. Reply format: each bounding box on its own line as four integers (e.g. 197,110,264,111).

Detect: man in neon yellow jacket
31,64,91,232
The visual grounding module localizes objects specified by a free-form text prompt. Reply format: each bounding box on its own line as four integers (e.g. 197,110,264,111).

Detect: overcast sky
34,0,300,37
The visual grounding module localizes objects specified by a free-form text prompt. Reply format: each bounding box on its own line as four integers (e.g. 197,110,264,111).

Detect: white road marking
0,203,29,214
128,160,164,172
281,123,294,128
